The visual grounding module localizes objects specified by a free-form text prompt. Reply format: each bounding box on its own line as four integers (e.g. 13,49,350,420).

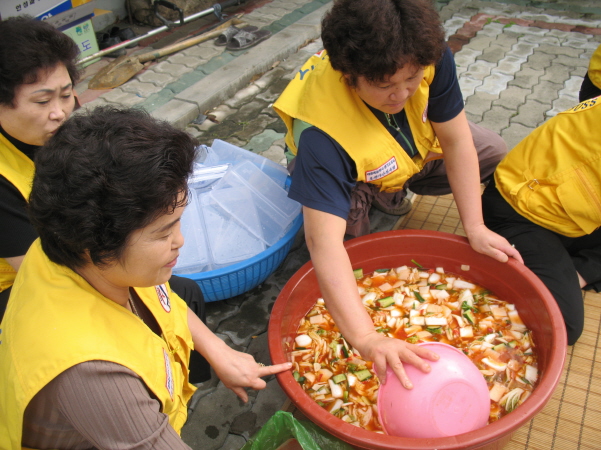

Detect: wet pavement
73,0,601,448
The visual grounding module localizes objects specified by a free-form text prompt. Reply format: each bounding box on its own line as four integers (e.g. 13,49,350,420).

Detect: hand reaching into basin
357,331,439,387
303,207,438,388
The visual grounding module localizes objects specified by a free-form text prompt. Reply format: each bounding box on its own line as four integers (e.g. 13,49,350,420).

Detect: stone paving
71,0,601,449
77,0,331,128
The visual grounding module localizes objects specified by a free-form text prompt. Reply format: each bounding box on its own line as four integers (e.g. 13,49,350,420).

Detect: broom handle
138,18,245,63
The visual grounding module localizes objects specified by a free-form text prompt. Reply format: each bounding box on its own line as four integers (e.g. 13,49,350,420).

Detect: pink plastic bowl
378,342,490,439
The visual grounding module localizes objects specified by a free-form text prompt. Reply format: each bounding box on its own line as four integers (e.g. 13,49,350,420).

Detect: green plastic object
240,411,354,450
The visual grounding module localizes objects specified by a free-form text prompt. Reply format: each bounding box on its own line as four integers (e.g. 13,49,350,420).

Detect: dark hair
322,0,446,86
0,16,80,106
29,106,197,270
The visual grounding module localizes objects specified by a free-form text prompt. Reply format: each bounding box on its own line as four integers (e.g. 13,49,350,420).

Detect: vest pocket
515,174,601,236
556,175,601,235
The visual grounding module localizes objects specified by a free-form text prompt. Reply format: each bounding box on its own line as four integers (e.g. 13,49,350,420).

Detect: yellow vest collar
273,51,441,192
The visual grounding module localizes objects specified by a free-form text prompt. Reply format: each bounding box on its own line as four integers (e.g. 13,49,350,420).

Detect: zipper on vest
575,168,601,214
385,113,416,157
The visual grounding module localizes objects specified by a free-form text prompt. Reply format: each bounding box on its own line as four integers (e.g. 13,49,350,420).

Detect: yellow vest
495,97,601,237
0,134,35,292
589,44,601,90
0,240,196,450
273,51,442,192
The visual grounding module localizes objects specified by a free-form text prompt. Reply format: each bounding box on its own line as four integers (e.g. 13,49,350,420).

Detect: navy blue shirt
289,47,464,219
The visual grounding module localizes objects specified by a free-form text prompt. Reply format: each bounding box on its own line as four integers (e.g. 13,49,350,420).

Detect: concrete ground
73,0,601,448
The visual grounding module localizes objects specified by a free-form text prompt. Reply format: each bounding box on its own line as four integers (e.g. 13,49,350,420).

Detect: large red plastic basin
268,230,567,450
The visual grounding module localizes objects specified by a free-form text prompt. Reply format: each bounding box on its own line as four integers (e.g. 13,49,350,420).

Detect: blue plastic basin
180,214,303,302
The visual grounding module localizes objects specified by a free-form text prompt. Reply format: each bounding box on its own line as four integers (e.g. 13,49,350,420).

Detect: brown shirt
22,360,191,450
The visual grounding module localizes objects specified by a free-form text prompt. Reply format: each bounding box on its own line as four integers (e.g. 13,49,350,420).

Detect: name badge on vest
156,284,171,312
163,348,175,400
365,156,399,182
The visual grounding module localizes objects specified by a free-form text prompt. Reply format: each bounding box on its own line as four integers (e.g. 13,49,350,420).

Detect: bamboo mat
394,194,601,449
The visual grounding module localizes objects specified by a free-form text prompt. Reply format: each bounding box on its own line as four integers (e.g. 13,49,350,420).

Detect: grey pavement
73,0,601,448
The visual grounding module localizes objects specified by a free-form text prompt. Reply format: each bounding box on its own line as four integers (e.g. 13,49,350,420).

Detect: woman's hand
356,331,439,388
466,223,523,264
302,208,439,389
210,347,292,402
185,307,292,402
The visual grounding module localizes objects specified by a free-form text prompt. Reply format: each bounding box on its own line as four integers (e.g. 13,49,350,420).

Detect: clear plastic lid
173,189,212,274
210,139,289,188
213,161,301,246
188,163,230,193
199,188,266,265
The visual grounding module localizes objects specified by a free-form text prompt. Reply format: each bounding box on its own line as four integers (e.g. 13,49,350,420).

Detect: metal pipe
78,0,243,66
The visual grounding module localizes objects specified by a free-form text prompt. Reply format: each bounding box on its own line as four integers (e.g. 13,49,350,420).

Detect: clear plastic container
177,141,295,274
195,144,220,166
188,163,229,193
213,160,301,246
199,189,266,267
210,139,289,189
173,189,212,274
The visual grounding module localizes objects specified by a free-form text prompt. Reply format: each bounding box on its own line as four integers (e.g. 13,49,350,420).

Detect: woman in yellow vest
579,43,601,102
0,106,291,449
0,17,80,315
0,17,211,383
483,96,601,346
272,0,522,388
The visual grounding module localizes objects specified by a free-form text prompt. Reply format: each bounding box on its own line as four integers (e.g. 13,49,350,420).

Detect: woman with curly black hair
0,106,292,449
274,0,523,388
0,21,210,379
0,17,80,313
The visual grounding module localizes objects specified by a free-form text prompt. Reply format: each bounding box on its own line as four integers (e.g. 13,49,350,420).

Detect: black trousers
169,274,212,383
482,180,601,345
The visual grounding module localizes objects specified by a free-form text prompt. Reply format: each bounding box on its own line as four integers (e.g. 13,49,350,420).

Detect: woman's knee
469,122,507,179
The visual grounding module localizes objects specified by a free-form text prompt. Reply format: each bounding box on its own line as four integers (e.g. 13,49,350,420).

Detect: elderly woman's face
105,201,186,289
0,63,74,146
353,64,424,115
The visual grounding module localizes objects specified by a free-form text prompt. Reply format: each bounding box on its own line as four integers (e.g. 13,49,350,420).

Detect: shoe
115,27,138,48
214,25,258,46
371,197,412,216
96,32,126,58
225,29,272,51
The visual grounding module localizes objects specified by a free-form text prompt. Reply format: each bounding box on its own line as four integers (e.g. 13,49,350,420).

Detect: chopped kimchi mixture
289,264,538,432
